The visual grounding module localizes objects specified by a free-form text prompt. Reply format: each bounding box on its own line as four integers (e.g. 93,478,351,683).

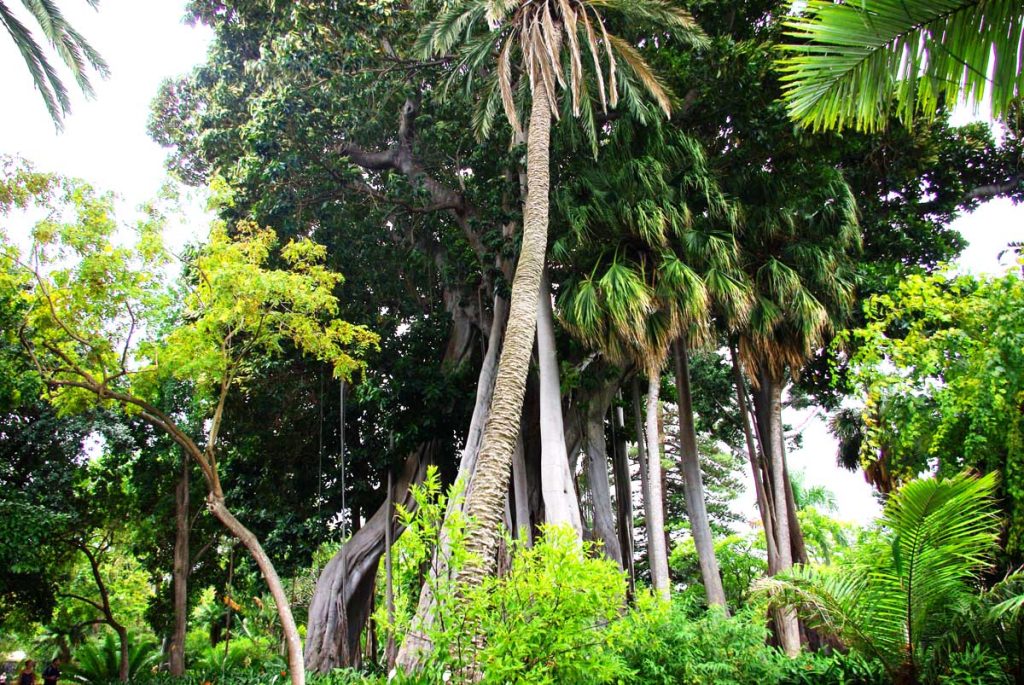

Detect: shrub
618,599,787,685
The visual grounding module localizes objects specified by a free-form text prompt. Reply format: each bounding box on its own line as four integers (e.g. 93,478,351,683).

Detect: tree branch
965,175,1023,202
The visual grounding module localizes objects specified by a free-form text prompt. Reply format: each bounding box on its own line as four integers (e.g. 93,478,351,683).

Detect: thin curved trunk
671,339,726,609
116,625,129,682
537,271,583,533
644,364,671,601
384,468,397,670
207,495,304,685
169,453,189,676
456,50,555,590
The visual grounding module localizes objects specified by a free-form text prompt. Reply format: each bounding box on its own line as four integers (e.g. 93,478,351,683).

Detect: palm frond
416,0,485,58
1,2,69,123
777,0,1024,131
607,33,670,116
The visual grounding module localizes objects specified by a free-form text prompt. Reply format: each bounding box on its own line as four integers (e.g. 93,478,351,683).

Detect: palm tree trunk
782,456,809,565
762,371,800,656
671,339,726,609
644,364,671,601
512,431,533,544
456,52,555,590
392,298,507,671
728,343,778,573
586,401,623,564
169,452,189,676
537,271,583,533
207,495,305,685
630,378,653,530
612,404,636,592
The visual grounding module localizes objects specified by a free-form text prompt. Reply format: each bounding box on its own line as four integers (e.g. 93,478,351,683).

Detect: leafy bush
934,645,1011,685
189,636,284,681
458,526,631,683
377,470,635,683
758,472,1002,684
779,651,886,685
618,599,787,684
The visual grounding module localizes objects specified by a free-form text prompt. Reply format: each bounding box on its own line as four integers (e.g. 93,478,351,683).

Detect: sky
2,1,1023,527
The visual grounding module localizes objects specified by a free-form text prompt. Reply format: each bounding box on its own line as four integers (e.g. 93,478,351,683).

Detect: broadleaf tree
0,159,378,685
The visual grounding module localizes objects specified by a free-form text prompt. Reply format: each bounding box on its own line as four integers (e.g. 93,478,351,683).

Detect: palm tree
418,0,706,592
1,0,109,128
758,472,1001,685
776,0,1024,132
555,124,742,602
732,163,860,654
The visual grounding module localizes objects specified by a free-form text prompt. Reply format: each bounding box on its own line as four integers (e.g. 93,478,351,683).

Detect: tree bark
671,339,726,609
761,371,800,656
394,297,506,671
630,378,653,563
644,365,671,601
206,496,304,684
308,447,429,672
585,395,623,564
384,468,397,670
728,343,778,573
511,431,533,545
612,403,635,591
169,453,189,676
537,271,583,533
455,48,556,591
783,455,809,566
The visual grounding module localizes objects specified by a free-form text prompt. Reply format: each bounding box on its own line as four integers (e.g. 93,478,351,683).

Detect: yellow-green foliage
1,157,378,419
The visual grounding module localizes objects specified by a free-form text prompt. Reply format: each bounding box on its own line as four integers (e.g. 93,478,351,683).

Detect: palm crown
418,0,707,145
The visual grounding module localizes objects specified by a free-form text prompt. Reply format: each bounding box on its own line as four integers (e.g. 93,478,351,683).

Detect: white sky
2,1,1023,528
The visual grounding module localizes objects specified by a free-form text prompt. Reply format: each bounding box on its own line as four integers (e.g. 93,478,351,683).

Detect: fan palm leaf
777,0,1024,132
1,0,109,128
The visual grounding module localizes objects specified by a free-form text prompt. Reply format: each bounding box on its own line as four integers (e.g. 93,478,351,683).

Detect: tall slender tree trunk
728,343,778,573
169,453,189,676
206,495,305,684
630,378,652,530
585,398,623,564
384,468,397,670
537,271,583,533
782,456,809,566
512,432,533,545
761,371,800,656
612,403,635,591
392,297,507,671
456,49,556,591
644,364,671,601
671,339,727,609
